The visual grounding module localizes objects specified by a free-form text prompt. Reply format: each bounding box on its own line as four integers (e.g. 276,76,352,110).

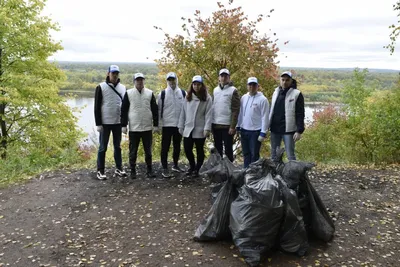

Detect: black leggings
183,135,206,171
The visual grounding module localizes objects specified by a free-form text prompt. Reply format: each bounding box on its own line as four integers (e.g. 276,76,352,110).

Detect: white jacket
178,93,213,138
157,87,185,127
237,92,269,136
127,87,154,132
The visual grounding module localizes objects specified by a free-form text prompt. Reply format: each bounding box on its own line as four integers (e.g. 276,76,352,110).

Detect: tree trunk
0,47,7,159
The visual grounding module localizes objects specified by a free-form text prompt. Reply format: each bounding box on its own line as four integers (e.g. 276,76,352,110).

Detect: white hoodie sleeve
178,99,186,133
260,96,270,137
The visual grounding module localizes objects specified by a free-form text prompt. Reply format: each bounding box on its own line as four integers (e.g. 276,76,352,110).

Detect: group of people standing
94,65,305,180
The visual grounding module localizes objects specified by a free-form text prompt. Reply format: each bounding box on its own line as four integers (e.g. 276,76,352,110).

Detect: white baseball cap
219,68,230,75
166,72,177,80
108,65,120,73
134,73,145,80
192,75,203,83
247,77,258,84
280,71,293,78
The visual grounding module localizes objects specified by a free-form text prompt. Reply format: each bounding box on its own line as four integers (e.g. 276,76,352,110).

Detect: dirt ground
0,163,399,267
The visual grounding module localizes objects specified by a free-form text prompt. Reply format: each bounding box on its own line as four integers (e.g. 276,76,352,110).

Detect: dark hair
187,82,208,101
292,78,297,89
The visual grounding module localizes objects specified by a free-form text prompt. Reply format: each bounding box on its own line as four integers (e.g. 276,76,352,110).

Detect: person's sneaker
146,170,156,178
97,171,107,180
130,170,137,179
171,165,184,173
115,168,127,177
162,168,173,178
185,168,194,176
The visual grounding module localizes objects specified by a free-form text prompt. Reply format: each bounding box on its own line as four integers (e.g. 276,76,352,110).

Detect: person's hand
122,127,127,134
179,128,183,135
96,126,103,132
228,128,236,135
153,126,160,133
204,130,210,138
293,132,302,142
257,136,266,142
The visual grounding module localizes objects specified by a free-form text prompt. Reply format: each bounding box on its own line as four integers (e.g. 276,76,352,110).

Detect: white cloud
44,0,400,69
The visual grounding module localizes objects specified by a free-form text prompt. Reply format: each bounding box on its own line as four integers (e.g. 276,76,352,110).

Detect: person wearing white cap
236,77,270,168
94,65,127,180
268,71,305,160
121,73,159,179
157,72,186,178
178,75,213,178
211,68,241,162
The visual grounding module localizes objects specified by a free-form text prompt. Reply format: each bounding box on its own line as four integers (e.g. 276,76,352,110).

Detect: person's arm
230,89,241,129
204,95,213,132
260,97,270,137
178,101,186,134
120,92,130,127
150,93,159,127
236,96,244,131
295,92,305,134
94,85,103,126
157,92,163,127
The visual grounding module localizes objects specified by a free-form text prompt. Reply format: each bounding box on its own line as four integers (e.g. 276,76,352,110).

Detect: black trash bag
194,178,236,241
232,169,245,187
200,156,237,184
210,182,224,203
244,158,277,184
304,174,335,242
275,177,309,256
230,174,284,267
199,147,222,175
274,148,315,189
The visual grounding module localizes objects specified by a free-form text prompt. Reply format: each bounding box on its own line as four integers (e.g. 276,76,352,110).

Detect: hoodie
237,91,269,137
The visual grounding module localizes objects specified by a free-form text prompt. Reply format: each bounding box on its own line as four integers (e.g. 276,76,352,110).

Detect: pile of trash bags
194,148,335,267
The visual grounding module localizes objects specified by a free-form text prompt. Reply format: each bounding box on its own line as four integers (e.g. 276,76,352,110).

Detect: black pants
212,125,234,162
184,135,206,171
129,131,152,171
160,127,182,169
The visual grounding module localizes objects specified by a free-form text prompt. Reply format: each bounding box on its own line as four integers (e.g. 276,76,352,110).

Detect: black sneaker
192,171,200,178
115,168,127,177
185,168,194,176
171,165,184,173
146,170,156,178
97,171,107,180
130,170,137,179
162,168,173,178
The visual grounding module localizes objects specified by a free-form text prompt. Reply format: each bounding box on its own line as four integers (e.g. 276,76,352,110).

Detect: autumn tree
0,0,81,159
155,0,280,97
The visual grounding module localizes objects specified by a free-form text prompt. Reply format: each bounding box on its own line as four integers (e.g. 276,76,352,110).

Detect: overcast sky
43,0,400,70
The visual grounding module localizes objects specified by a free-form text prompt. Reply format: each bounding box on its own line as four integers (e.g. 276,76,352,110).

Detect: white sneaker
97,171,107,180
115,168,127,177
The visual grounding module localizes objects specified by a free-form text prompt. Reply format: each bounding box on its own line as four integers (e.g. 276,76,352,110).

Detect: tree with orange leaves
155,0,279,97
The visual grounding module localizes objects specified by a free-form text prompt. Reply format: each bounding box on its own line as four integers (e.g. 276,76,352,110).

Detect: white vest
269,87,300,133
212,85,236,125
127,88,154,132
99,82,126,124
158,88,185,127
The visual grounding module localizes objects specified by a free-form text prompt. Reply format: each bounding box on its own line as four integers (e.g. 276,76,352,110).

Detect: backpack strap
107,83,123,100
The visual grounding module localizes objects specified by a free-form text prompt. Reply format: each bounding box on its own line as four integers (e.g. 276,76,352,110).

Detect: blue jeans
241,129,262,168
97,124,122,172
270,132,296,160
